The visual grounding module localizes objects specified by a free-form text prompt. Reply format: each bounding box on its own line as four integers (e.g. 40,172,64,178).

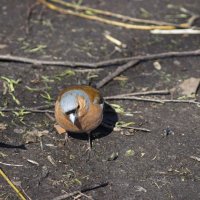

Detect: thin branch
96,60,139,88
124,127,151,132
38,0,178,30
0,168,26,200
151,29,200,34
0,108,54,113
52,191,80,200
1,95,199,115
1,49,200,68
102,123,150,132
104,90,170,98
0,161,23,167
51,0,183,27
105,96,200,106
53,182,108,200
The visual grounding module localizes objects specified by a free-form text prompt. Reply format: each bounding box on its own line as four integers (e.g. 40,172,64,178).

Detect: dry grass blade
38,0,179,30
51,0,184,27
0,168,26,200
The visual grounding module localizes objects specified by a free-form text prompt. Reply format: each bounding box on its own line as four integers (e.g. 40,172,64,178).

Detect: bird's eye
94,96,104,104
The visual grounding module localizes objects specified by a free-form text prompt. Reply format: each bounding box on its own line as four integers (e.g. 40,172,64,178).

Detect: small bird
54,85,104,150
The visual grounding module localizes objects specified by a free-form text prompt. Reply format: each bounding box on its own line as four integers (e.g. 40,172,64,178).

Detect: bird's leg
64,132,70,144
86,132,92,151
54,124,71,145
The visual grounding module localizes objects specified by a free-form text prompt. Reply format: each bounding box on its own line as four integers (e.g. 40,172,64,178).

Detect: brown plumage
54,85,104,149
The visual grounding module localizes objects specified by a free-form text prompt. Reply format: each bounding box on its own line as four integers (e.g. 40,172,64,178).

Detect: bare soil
0,0,200,199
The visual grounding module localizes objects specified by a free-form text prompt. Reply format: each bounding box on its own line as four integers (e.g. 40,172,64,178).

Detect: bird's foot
54,124,71,146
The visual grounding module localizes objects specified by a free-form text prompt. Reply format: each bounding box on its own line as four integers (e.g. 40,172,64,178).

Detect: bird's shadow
0,142,26,150
68,102,118,141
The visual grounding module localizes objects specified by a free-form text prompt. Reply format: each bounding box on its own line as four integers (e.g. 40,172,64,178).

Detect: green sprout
13,109,31,124
1,76,21,105
41,91,52,103
25,44,47,53
55,70,76,81
116,121,135,128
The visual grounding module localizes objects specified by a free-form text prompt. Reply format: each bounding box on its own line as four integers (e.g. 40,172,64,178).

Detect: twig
102,123,150,132
105,90,170,98
124,126,151,132
0,107,54,113
0,168,26,200
187,15,200,26
26,2,40,34
1,49,200,68
1,96,199,116
151,29,200,34
105,96,200,106
45,112,55,121
53,182,108,200
38,0,178,30
53,191,79,200
105,96,164,103
74,192,93,200
96,60,139,88
51,0,183,27
190,155,200,162
0,161,23,167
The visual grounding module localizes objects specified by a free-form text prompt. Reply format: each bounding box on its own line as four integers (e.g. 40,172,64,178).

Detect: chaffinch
54,85,104,150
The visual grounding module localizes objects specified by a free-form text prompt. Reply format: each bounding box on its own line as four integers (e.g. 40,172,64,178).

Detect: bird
54,85,104,150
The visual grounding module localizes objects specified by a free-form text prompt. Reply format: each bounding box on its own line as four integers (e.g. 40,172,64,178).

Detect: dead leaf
0,123,7,131
171,77,200,97
179,77,200,96
23,129,49,144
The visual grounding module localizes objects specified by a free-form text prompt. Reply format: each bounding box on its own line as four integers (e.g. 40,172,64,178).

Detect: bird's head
60,90,90,124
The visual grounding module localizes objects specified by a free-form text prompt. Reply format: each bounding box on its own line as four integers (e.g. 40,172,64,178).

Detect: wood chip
27,159,39,166
190,155,200,162
0,123,7,131
179,77,200,96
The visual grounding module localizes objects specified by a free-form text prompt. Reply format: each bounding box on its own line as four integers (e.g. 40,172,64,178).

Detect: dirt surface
0,0,200,199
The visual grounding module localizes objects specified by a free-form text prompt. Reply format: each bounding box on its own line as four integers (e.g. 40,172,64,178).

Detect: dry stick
105,96,200,106
0,168,26,200
52,191,80,200
96,60,139,88
102,123,150,132
0,108,54,113
51,0,184,27
105,90,170,98
0,161,23,167
38,0,176,30
53,182,108,200
1,49,200,68
26,1,40,34
0,94,199,115
96,49,200,88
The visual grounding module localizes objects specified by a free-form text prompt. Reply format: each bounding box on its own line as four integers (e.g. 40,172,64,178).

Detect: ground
0,0,200,199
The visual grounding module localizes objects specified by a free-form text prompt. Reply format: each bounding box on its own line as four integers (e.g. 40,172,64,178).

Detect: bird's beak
69,113,76,124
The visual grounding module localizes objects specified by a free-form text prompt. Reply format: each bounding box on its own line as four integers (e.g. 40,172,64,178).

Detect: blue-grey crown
60,90,90,113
